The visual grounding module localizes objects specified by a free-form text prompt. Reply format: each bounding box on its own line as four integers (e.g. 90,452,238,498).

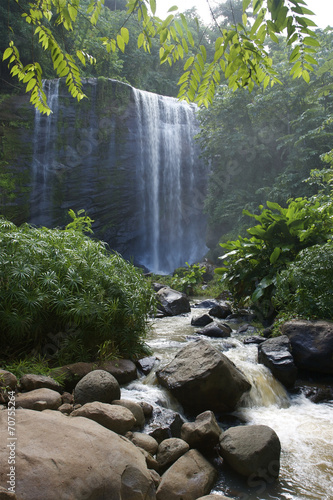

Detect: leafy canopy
2,0,319,113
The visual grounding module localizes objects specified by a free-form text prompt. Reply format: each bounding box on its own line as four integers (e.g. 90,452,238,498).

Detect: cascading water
31,79,60,227
121,305,333,500
133,88,207,274
29,79,207,274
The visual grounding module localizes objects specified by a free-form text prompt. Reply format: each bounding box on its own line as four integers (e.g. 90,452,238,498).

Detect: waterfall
29,79,208,274
133,88,207,274
31,79,60,226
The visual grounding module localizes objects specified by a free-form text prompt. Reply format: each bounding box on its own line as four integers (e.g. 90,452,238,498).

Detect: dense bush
216,197,333,320
0,216,155,363
274,242,333,320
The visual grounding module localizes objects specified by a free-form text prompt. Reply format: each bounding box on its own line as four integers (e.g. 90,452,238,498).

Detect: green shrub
172,262,205,294
274,242,333,320
0,216,154,363
216,197,333,319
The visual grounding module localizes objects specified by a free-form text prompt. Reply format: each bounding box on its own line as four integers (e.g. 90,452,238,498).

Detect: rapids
123,304,333,500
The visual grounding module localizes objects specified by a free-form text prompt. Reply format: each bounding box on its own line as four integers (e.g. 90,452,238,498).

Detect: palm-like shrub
0,216,154,362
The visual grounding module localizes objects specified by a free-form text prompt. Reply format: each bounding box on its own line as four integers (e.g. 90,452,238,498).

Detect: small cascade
30,79,60,226
133,88,207,274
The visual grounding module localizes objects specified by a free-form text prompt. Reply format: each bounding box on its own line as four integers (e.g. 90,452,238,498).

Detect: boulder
191,314,213,327
258,336,298,388
282,320,333,375
98,359,138,384
58,403,74,414
156,287,191,316
193,299,219,309
146,407,184,443
196,322,231,338
181,411,222,453
156,449,217,500
243,336,266,345
15,388,62,410
156,339,251,414
74,369,120,405
112,399,145,427
219,425,281,479
209,304,232,319
137,357,157,375
0,409,156,499
19,374,62,393
50,362,93,391
0,370,17,390
71,402,136,434
129,432,159,455
156,438,190,469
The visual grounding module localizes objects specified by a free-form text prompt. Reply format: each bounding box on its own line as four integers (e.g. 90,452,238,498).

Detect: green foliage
216,197,333,318
199,28,333,244
274,242,333,320
0,215,155,363
2,355,65,384
1,0,320,112
171,262,205,294
65,209,94,234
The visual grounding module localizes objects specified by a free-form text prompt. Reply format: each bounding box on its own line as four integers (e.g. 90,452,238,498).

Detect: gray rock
156,438,190,469
71,401,136,434
282,320,333,375
74,369,120,405
194,299,219,309
209,304,232,319
243,336,266,345
19,374,62,393
156,339,251,414
219,425,281,479
191,314,213,327
15,388,62,410
181,411,222,452
258,335,298,388
146,407,184,443
196,322,231,338
156,287,191,316
136,356,157,375
156,449,217,500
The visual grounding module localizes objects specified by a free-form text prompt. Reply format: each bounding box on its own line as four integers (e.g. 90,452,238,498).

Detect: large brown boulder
219,425,281,479
156,438,189,469
156,339,251,414
98,359,138,384
74,369,120,405
19,374,62,393
0,409,156,499
282,320,333,375
156,449,217,500
70,401,136,434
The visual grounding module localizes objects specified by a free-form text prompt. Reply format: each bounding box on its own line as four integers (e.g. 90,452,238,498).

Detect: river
122,303,333,500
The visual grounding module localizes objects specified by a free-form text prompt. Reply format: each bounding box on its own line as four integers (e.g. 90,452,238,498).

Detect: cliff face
0,78,207,273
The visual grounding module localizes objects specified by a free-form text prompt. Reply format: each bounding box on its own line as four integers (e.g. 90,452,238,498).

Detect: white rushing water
133,89,207,274
123,306,333,500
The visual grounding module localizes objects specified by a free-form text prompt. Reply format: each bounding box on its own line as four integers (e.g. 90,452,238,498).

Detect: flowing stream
122,303,333,500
